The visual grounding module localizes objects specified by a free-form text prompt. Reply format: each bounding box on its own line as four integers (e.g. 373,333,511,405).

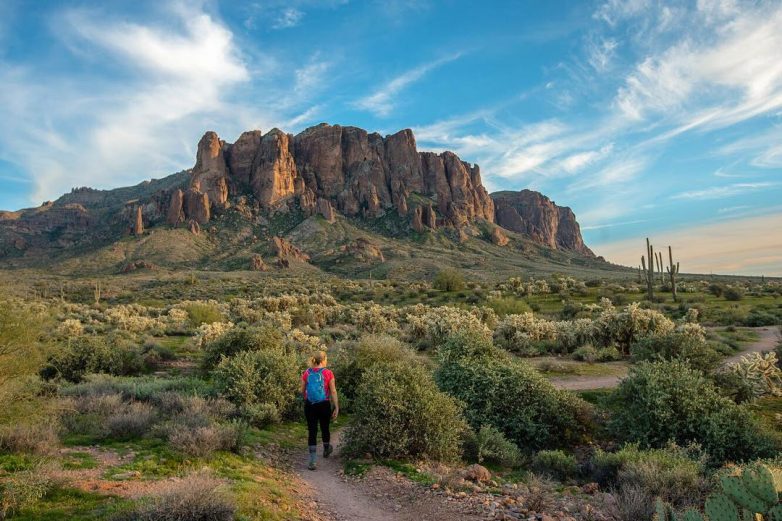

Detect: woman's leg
317,401,331,446
304,402,318,468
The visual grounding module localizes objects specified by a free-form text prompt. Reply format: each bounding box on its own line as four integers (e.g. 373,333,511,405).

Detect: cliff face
171,123,495,229
0,124,594,260
491,190,593,256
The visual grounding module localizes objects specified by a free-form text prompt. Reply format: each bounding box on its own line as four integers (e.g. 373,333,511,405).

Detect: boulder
188,219,201,235
316,197,336,223
463,464,491,483
184,189,210,224
490,226,509,246
249,253,268,271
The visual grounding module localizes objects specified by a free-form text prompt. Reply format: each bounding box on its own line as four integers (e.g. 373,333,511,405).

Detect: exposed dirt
550,326,781,391
293,430,486,521
723,326,780,365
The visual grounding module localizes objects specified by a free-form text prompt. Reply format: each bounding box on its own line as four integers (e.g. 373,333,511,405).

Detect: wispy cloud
272,8,304,29
671,182,777,201
0,3,259,203
354,53,462,117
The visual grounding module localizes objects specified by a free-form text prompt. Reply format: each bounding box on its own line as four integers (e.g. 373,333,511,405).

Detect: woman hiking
300,350,339,470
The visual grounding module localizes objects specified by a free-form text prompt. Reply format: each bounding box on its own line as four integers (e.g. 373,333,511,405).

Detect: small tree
433,268,465,292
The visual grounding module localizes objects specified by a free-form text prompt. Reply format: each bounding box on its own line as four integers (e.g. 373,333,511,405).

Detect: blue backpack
305,368,328,404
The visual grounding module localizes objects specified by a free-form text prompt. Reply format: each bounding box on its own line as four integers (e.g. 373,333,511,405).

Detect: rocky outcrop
190,131,229,208
133,206,144,236
270,237,310,263
179,124,494,228
490,227,508,246
340,238,385,263
249,253,268,271
492,190,593,256
166,189,185,226
316,198,336,223
121,260,155,273
184,189,210,225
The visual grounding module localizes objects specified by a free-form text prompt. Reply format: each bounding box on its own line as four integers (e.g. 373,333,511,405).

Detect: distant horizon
1,0,780,275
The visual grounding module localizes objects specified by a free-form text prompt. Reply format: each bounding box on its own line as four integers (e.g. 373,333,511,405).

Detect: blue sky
0,0,780,274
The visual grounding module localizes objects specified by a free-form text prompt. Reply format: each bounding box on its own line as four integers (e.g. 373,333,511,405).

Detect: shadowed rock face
491,190,593,256
177,123,495,228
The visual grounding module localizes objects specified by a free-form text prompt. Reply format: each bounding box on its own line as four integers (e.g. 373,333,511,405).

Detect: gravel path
550,325,780,391
295,430,485,521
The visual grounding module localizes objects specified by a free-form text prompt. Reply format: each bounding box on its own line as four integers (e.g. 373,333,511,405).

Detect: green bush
532,450,578,480
40,336,145,383
433,268,465,292
573,345,598,363
182,302,224,327
596,346,623,362
630,331,721,373
330,335,423,411
435,331,592,450
213,348,301,425
590,444,707,508
487,297,531,316
609,360,777,463
202,325,284,370
343,361,466,461
463,425,521,467
723,286,745,301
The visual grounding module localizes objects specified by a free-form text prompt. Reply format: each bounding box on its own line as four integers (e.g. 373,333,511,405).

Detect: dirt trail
295,430,485,521
550,326,780,391
723,325,780,365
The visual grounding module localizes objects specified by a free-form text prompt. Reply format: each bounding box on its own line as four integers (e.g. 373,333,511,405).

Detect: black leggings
304,401,331,446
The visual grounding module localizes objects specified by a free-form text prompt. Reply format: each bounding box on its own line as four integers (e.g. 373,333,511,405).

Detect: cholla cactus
730,352,782,399
195,321,235,348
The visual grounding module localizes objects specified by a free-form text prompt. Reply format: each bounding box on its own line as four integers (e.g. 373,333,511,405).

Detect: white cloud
0,3,263,205
587,37,618,71
354,53,462,117
671,182,777,200
272,8,304,29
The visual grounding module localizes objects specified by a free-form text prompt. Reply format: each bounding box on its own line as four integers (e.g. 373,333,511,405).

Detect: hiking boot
323,444,333,458
308,445,317,470
308,461,317,471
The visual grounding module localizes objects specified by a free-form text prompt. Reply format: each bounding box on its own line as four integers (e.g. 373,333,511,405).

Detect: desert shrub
594,301,675,353
609,360,777,463
436,332,592,450
105,401,156,440
630,329,720,373
532,450,578,480
723,286,745,301
433,268,465,292
40,336,145,383
202,325,284,370
59,374,214,402
493,313,557,354
182,302,224,327
596,346,622,361
407,306,492,350
0,462,56,519
115,472,234,521
608,483,655,521
462,425,521,467
168,421,244,458
213,347,301,425
572,345,598,362
707,283,724,297
591,444,707,509
343,361,466,461
0,422,59,455
330,335,422,410
486,297,531,316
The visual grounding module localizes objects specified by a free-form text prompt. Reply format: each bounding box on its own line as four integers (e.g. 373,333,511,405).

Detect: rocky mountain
0,123,597,274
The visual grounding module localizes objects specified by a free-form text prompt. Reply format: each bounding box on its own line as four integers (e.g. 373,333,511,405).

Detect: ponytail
310,350,327,367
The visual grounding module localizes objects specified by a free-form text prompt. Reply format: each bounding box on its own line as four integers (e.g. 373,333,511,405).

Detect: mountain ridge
0,123,600,275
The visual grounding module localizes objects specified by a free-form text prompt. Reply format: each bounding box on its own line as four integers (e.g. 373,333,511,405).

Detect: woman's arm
300,378,306,398
329,378,339,419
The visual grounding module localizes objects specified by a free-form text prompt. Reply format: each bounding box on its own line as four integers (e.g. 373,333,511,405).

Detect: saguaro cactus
667,245,680,302
94,280,101,305
641,238,655,300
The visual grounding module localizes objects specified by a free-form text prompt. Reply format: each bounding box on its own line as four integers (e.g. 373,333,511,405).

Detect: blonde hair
310,350,328,367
